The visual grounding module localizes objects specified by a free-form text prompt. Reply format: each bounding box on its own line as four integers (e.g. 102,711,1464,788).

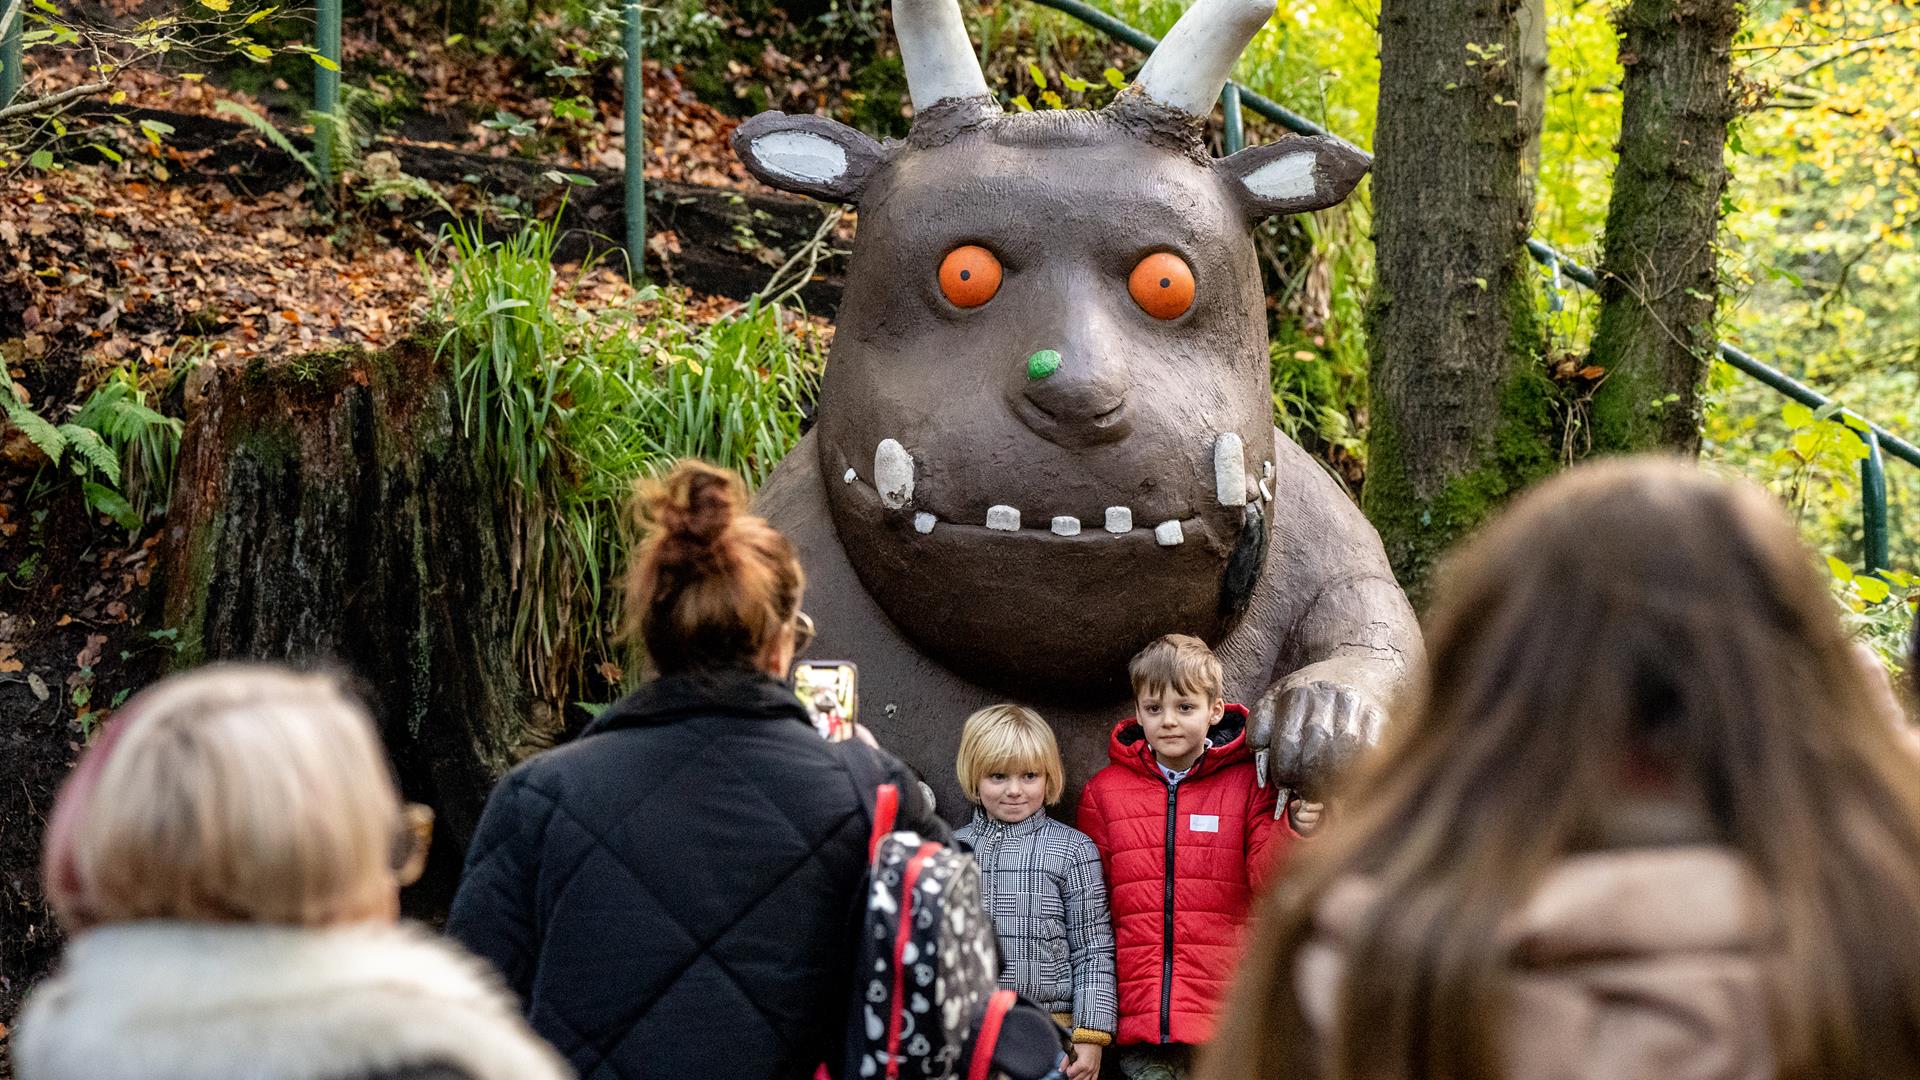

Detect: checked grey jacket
955,808,1118,1041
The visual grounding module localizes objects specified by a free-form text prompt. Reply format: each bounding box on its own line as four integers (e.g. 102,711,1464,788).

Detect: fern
81,482,140,532
57,423,122,487
71,366,183,520
3,386,69,464
215,100,321,184
6,368,181,530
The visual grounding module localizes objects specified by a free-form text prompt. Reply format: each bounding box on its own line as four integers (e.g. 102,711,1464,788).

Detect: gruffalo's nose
1015,346,1134,447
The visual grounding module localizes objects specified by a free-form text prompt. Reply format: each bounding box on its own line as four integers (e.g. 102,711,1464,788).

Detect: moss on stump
161,333,533,911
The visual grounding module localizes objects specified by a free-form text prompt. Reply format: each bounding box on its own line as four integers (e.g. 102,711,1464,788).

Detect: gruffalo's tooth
875,439,914,509
986,505,1021,531
1051,516,1081,536
1154,520,1185,546
1105,507,1133,534
1215,432,1247,507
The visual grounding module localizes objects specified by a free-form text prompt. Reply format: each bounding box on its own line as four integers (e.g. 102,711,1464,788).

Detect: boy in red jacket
1077,634,1298,1080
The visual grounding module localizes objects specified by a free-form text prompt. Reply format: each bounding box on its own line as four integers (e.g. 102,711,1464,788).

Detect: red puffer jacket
1075,704,1287,1046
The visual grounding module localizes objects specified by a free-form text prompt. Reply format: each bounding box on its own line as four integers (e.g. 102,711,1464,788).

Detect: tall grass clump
428,215,823,700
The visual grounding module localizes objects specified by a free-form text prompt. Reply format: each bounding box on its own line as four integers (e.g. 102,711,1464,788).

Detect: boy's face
1137,685,1224,772
979,766,1046,824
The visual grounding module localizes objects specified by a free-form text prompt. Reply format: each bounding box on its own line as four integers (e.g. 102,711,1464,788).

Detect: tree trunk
1363,0,1560,602
1587,0,1739,454
161,333,539,911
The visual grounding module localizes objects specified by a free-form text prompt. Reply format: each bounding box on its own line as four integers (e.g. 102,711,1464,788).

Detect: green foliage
428,212,822,698
71,364,185,521
4,364,181,530
215,98,321,184
217,91,452,221
1828,561,1917,679
1,0,337,171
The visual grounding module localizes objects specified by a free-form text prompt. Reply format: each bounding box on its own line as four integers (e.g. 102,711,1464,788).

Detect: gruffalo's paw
1251,658,1392,810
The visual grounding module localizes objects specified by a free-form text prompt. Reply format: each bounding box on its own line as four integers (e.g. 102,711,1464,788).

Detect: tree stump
160,332,535,910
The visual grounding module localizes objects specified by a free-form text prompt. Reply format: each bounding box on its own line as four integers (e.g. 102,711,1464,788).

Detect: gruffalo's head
734,0,1367,697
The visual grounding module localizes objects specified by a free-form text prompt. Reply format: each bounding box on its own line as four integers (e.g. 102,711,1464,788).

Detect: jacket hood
12,920,573,1080
1298,846,1775,1080
1107,702,1252,780
586,665,811,736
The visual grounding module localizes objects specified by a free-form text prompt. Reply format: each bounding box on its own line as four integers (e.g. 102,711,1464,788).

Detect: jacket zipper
1160,776,1178,1043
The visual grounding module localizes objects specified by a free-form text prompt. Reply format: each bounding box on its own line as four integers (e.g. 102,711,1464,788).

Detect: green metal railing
1030,0,1909,574
622,0,645,282
314,0,340,191
2,0,23,110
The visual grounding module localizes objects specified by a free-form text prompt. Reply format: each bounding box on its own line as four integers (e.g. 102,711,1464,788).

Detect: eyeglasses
793,610,816,655
393,803,435,887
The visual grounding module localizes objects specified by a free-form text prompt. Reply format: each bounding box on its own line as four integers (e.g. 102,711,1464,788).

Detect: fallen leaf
76,633,108,670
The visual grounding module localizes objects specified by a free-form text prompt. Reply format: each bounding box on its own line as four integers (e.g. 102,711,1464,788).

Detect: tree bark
161,333,538,911
1587,0,1740,454
1363,0,1560,602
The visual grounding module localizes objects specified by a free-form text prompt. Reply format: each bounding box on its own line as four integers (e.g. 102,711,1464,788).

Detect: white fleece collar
12,921,571,1080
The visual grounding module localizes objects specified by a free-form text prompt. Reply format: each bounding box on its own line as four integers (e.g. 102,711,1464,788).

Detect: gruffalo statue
737,0,1422,817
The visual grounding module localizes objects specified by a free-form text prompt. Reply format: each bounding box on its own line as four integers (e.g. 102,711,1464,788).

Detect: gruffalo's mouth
818,425,1274,697
834,430,1275,547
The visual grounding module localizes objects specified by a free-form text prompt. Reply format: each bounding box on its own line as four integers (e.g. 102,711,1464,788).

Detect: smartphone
793,660,859,742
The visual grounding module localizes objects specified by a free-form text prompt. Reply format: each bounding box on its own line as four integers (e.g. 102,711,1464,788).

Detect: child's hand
1065,1042,1102,1080
1289,798,1326,836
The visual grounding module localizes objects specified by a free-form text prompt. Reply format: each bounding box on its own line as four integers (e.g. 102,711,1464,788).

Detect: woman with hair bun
447,459,944,1080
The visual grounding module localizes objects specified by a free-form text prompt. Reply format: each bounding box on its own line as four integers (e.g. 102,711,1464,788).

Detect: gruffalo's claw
1258,659,1394,798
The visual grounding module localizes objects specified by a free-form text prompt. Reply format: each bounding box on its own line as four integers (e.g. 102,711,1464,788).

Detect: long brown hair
622,459,803,674
1203,457,1920,1080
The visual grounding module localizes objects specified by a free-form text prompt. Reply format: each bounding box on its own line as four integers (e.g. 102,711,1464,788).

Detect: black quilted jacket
446,667,944,1080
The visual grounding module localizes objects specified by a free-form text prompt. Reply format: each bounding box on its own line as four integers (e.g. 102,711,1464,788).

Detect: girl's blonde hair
42,664,406,930
955,704,1065,805
1203,458,1920,1080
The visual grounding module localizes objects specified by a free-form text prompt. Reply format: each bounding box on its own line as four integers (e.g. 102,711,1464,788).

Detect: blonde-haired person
953,705,1117,1080
12,664,572,1080
1202,457,1920,1080
446,460,945,1080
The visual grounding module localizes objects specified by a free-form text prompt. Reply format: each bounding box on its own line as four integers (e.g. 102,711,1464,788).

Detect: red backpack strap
868,783,899,861
966,990,1018,1080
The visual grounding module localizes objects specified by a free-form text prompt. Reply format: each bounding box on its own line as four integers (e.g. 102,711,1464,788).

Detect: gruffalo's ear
1221,135,1372,218
732,112,887,204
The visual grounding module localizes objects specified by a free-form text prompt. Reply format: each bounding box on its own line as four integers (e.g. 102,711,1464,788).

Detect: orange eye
939,245,1002,308
1129,252,1195,320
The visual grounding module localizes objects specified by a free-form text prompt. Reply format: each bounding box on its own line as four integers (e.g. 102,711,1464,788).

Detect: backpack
844,781,1070,1080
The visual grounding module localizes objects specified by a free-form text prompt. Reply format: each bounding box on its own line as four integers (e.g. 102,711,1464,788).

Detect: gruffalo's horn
1130,0,1277,117
894,0,999,115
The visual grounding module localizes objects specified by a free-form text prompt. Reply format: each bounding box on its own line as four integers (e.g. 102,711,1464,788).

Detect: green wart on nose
1025,349,1062,381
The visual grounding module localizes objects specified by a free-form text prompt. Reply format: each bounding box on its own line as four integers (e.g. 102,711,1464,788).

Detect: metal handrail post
624,0,646,281
1,2,22,110
314,0,340,193
1221,82,1244,154
1861,428,1890,576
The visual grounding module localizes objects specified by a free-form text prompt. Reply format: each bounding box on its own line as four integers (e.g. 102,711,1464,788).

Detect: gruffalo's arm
1245,434,1422,802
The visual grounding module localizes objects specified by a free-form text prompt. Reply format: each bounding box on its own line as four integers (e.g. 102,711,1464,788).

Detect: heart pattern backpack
842,781,1073,1080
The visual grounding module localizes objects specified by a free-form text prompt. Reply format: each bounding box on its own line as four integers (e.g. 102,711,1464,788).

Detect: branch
0,79,113,122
